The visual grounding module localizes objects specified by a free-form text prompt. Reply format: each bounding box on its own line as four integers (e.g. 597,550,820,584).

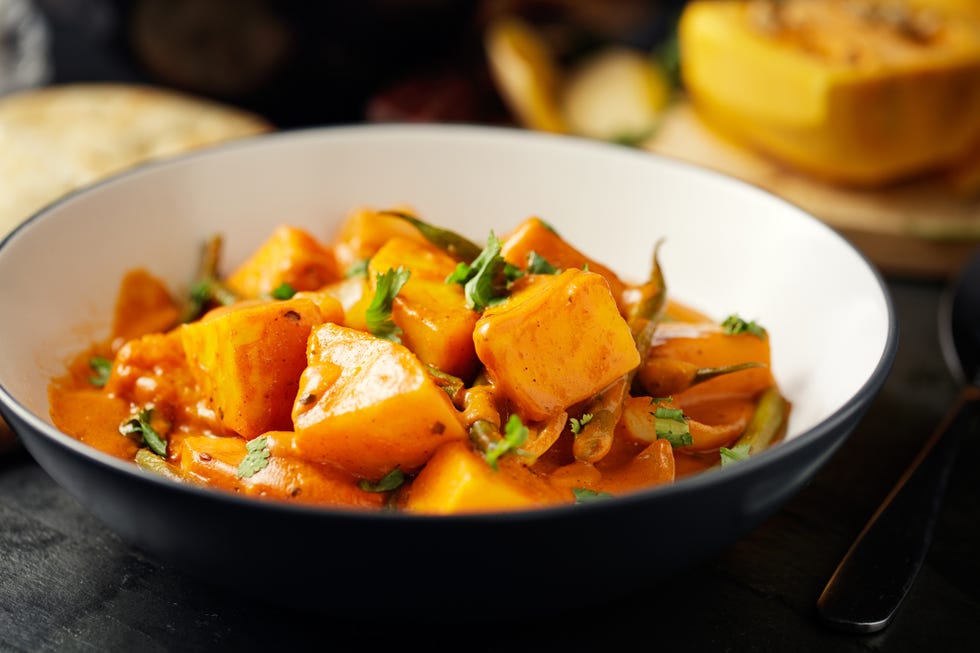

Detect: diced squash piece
180,298,323,438
646,321,775,407
290,290,345,325
473,268,640,421
176,433,386,509
290,323,467,479
403,441,571,514
679,0,980,186
331,206,430,273
368,237,480,379
500,217,629,314
111,268,180,341
225,225,340,298
310,275,372,331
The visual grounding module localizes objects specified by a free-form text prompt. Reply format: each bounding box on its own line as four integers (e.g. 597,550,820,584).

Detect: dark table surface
2,272,978,652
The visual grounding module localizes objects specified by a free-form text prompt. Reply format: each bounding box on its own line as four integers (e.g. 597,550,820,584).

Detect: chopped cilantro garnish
358,468,407,493
721,314,766,339
720,444,751,467
570,413,594,435
270,282,296,300
573,487,614,504
485,414,529,469
653,406,692,448
366,267,411,342
526,251,558,275
445,231,508,311
237,435,271,479
119,408,167,457
88,356,112,387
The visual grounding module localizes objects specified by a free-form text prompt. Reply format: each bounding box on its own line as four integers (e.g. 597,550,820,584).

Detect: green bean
134,447,183,482
731,386,788,455
181,234,240,323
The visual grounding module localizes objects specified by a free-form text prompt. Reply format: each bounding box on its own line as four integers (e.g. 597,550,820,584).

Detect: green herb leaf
573,487,614,504
485,414,529,469
119,408,167,457
570,413,594,435
270,282,296,300
358,468,407,493
88,356,113,387
653,406,692,448
526,251,558,275
721,314,766,339
237,435,271,479
719,444,751,467
366,267,411,342
445,231,508,311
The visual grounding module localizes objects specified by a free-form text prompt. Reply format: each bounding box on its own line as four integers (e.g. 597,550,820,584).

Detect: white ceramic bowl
0,124,896,619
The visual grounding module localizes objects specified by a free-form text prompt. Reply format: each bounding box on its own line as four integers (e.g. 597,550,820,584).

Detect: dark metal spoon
816,250,980,633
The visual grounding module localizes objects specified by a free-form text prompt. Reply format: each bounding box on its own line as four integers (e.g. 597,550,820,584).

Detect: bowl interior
0,124,892,463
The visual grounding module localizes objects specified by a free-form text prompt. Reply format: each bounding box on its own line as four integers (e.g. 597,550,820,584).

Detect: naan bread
0,83,273,238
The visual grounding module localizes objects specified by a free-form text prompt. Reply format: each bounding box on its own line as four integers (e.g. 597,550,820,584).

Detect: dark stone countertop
2,274,978,652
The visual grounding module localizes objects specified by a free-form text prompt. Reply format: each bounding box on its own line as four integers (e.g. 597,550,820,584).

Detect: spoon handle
816,385,980,633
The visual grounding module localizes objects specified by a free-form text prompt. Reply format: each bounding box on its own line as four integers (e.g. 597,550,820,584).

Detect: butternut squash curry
49,207,789,514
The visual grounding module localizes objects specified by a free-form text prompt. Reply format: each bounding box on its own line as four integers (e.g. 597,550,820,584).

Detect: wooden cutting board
644,102,980,280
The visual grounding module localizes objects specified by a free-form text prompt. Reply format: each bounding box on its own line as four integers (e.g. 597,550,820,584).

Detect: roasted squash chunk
368,237,480,380
473,268,640,421
225,225,340,298
331,206,430,273
403,441,571,514
680,0,980,186
180,297,323,438
290,322,467,479
500,217,629,314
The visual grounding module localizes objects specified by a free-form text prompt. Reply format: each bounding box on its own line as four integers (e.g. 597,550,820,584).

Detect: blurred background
2,0,686,127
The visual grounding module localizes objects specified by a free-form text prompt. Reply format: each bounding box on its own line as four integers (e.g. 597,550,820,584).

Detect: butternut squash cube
680,0,980,186
180,298,323,438
331,206,430,273
368,237,480,380
403,441,570,514
290,323,467,479
473,268,640,421
500,217,628,314
225,225,340,298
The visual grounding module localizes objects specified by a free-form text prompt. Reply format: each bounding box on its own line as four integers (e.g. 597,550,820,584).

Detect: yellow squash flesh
679,0,980,187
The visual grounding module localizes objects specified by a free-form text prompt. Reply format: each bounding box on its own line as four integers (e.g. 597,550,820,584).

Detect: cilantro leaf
88,356,113,387
573,487,614,504
721,314,766,339
237,435,271,478
526,251,558,275
270,282,296,300
653,406,692,448
366,267,411,342
358,468,407,493
445,231,508,311
485,414,529,469
119,408,168,457
570,413,594,435
720,444,751,467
